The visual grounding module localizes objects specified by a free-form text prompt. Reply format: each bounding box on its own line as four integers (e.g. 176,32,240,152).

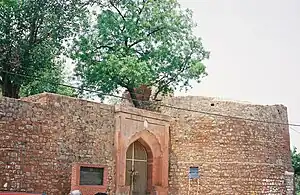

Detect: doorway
125,141,148,195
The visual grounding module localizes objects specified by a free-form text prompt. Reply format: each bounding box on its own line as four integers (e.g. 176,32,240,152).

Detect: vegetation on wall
292,147,300,194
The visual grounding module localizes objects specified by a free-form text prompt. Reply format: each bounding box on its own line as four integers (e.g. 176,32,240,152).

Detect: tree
292,147,300,194
72,0,209,107
292,147,300,175
0,0,89,98
19,63,77,97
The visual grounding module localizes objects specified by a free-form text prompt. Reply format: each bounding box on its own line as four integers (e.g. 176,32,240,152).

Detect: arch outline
126,129,162,159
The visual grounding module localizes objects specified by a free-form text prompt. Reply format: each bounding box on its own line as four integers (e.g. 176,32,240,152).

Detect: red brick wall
162,96,293,195
0,93,115,195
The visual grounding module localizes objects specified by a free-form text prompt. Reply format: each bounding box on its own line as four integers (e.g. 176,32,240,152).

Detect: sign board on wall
189,167,199,179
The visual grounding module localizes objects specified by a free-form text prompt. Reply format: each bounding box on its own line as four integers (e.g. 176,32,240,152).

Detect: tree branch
96,45,114,50
128,27,164,48
33,16,44,43
135,0,147,26
152,50,194,100
109,1,126,34
28,18,38,45
109,1,126,22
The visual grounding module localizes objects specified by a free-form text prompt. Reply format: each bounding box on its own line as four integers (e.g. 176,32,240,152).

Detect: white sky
176,0,300,149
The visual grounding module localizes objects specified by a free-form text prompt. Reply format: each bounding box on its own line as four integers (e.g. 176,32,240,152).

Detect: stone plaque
80,167,104,185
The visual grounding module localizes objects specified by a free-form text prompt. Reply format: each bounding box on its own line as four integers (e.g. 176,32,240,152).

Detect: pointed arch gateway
115,130,168,195
125,140,151,195
126,131,163,195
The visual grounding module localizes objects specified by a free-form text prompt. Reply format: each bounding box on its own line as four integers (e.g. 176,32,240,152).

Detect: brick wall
162,96,293,195
0,94,294,195
0,93,115,195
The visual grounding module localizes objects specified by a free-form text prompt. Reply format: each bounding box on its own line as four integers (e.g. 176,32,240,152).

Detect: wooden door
126,141,148,195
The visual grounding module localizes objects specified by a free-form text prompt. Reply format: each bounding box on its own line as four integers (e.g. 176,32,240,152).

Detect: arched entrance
125,141,151,195
114,113,170,195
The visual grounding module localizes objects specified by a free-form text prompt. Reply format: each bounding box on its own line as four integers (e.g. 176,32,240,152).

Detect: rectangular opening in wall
189,167,199,179
79,166,104,185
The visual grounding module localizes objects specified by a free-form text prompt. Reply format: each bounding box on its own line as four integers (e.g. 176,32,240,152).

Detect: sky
176,0,300,149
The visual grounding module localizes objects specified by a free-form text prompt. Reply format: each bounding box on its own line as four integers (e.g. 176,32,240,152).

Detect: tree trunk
1,77,20,98
127,87,140,108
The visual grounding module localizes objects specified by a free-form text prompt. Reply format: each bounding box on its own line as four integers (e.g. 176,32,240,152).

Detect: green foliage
0,0,89,98
72,0,209,106
19,63,77,97
292,147,300,175
292,147,300,193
